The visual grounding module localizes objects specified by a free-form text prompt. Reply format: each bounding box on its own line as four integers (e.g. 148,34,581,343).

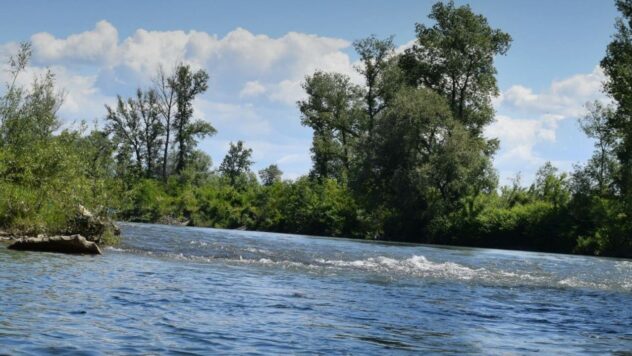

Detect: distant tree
170,64,216,174
137,89,163,177
259,164,283,186
106,95,144,176
179,149,213,186
530,162,571,208
577,101,619,195
105,89,163,179
219,141,253,185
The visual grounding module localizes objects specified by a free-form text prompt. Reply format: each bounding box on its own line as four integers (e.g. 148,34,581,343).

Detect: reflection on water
1,222,631,354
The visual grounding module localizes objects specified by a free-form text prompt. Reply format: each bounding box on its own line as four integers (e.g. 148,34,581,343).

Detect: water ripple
1,222,632,354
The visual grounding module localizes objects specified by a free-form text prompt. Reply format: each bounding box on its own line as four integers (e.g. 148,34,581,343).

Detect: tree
219,141,253,186
368,87,496,240
530,162,571,208
137,89,163,177
179,149,213,186
1,42,62,151
298,71,364,180
399,0,511,135
170,64,216,174
259,164,283,186
0,43,113,234
105,89,162,179
353,35,395,138
577,101,619,195
106,95,144,176
601,0,632,202
154,66,177,181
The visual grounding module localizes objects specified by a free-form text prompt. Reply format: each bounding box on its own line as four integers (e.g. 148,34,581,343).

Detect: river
1,222,631,354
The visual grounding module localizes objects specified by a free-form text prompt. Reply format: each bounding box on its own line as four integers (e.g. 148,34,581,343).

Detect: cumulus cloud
26,21,358,103
0,21,367,178
31,20,119,66
486,114,563,164
240,80,266,97
194,99,272,136
489,66,608,183
498,66,606,117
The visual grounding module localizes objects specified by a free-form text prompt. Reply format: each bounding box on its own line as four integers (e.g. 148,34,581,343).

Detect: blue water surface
1,222,632,355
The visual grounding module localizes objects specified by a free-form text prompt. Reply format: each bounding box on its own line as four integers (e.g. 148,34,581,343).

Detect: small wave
314,255,482,280
110,244,628,292
559,278,594,289
616,261,632,270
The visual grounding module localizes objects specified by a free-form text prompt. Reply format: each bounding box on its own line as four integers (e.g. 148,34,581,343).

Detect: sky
0,0,620,184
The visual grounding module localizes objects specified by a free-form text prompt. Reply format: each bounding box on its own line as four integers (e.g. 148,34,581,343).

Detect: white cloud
498,66,606,117
31,20,119,65
0,61,114,126
239,80,266,97
268,79,306,105
490,66,607,184
26,21,358,104
194,99,272,136
486,114,562,164
0,21,365,182
395,39,416,54
53,67,115,123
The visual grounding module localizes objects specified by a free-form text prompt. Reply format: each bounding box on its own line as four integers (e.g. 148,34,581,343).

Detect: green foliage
259,164,283,186
0,45,112,235
105,89,163,179
120,179,172,222
171,64,215,174
274,177,362,237
299,71,364,181
602,0,632,204
399,0,511,134
219,141,254,187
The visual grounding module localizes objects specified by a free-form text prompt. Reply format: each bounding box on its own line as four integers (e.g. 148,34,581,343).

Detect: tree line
0,0,630,257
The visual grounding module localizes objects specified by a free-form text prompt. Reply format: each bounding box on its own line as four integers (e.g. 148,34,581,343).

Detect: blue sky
0,0,619,183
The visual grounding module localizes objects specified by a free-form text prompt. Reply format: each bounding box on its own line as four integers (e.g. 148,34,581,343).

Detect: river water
1,223,631,354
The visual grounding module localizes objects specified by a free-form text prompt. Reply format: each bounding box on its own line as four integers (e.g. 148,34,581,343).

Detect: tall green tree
601,0,632,203
576,101,619,196
170,64,216,174
369,87,496,240
298,71,363,180
154,66,177,181
399,0,511,135
0,42,111,234
353,35,395,138
105,89,162,178
138,89,163,177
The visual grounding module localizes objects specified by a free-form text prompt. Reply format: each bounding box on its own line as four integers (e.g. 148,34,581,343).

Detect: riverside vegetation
1,0,631,257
